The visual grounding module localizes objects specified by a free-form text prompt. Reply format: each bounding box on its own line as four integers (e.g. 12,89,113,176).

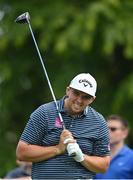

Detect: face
108,120,128,146
65,87,95,115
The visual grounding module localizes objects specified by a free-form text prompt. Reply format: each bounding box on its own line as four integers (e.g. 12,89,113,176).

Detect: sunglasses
71,88,93,100
109,127,121,132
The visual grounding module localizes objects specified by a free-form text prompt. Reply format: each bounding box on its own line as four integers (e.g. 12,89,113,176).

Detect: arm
16,141,61,162
81,154,110,173
67,115,110,173
81,114,110,173
16,130,75,162
67,142,110,173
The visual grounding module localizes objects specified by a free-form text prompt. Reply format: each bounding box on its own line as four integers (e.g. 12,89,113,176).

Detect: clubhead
15,12,30,23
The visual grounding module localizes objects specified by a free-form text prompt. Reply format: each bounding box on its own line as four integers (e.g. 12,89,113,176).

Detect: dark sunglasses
109,127,121,132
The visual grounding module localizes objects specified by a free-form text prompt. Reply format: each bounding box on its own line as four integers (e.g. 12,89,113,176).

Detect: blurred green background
0,0,133,177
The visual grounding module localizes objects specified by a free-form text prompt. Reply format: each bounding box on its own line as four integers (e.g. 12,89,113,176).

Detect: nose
76,95,83,104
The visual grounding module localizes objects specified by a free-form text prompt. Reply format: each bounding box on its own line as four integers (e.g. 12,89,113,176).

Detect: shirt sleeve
93,114,110,156
20,105,47,146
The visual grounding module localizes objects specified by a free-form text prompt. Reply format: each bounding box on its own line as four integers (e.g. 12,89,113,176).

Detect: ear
123,129,129,139
66,86,71,96
88,96,96,105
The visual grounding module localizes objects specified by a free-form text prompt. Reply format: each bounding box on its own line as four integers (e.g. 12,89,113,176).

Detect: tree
0,0,133,176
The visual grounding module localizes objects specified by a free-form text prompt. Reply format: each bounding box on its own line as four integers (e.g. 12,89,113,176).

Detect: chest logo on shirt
55,117,62,128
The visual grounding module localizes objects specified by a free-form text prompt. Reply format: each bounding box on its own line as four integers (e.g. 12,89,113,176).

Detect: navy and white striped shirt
20,96,110,179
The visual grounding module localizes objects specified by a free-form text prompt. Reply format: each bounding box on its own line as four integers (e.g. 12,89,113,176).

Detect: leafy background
0,0,133,177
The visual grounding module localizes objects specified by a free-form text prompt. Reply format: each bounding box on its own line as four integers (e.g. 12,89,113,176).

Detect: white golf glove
67,143,84,162
64,137,74,144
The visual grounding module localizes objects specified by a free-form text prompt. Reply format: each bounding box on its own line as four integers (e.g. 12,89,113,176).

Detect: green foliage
0,0,133,177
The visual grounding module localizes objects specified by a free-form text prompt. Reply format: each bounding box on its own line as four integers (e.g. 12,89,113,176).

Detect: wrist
55,145,62,156
80,153,85,162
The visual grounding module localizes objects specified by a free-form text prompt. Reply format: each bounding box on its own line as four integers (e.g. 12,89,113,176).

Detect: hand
67,143,84,162
64,137,77,157
56,129,75,155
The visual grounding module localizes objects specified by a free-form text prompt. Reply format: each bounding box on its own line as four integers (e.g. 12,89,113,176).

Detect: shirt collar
58,96,88,117
118,145,130,156
112,145,129,161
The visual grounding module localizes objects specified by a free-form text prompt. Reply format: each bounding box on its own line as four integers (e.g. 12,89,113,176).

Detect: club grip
69,152,76,157
67,143,77,157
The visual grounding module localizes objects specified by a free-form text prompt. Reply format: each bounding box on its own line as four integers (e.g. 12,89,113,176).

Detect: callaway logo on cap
79,79,93,88
69,73,97,97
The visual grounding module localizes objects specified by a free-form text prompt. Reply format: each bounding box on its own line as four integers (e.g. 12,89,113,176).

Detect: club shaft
27,20,65,129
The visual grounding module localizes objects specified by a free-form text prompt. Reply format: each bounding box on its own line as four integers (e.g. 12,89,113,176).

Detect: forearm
16,141,61,162
81,155,110,173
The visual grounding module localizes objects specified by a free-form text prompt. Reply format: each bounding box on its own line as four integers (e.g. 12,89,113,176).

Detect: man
95,114,133,179
4,160,32,179
16,73,110,179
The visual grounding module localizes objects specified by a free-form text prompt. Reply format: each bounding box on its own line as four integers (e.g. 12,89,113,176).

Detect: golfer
16,73,110,179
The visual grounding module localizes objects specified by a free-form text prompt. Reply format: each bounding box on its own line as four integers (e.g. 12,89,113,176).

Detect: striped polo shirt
20,96,110,179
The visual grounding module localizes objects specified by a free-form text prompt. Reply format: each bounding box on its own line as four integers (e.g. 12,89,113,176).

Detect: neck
111,141,124,158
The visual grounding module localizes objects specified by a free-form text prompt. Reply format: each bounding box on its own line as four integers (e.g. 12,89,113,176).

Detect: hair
106,114,129,129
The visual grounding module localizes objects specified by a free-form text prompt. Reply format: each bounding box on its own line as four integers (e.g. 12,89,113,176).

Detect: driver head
15,12,30,23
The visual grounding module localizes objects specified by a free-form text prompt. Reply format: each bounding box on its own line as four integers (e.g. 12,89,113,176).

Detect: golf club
15,12,76,157
15,12,66,129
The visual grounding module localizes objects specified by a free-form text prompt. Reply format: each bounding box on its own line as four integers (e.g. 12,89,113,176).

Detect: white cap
69,73,97,97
